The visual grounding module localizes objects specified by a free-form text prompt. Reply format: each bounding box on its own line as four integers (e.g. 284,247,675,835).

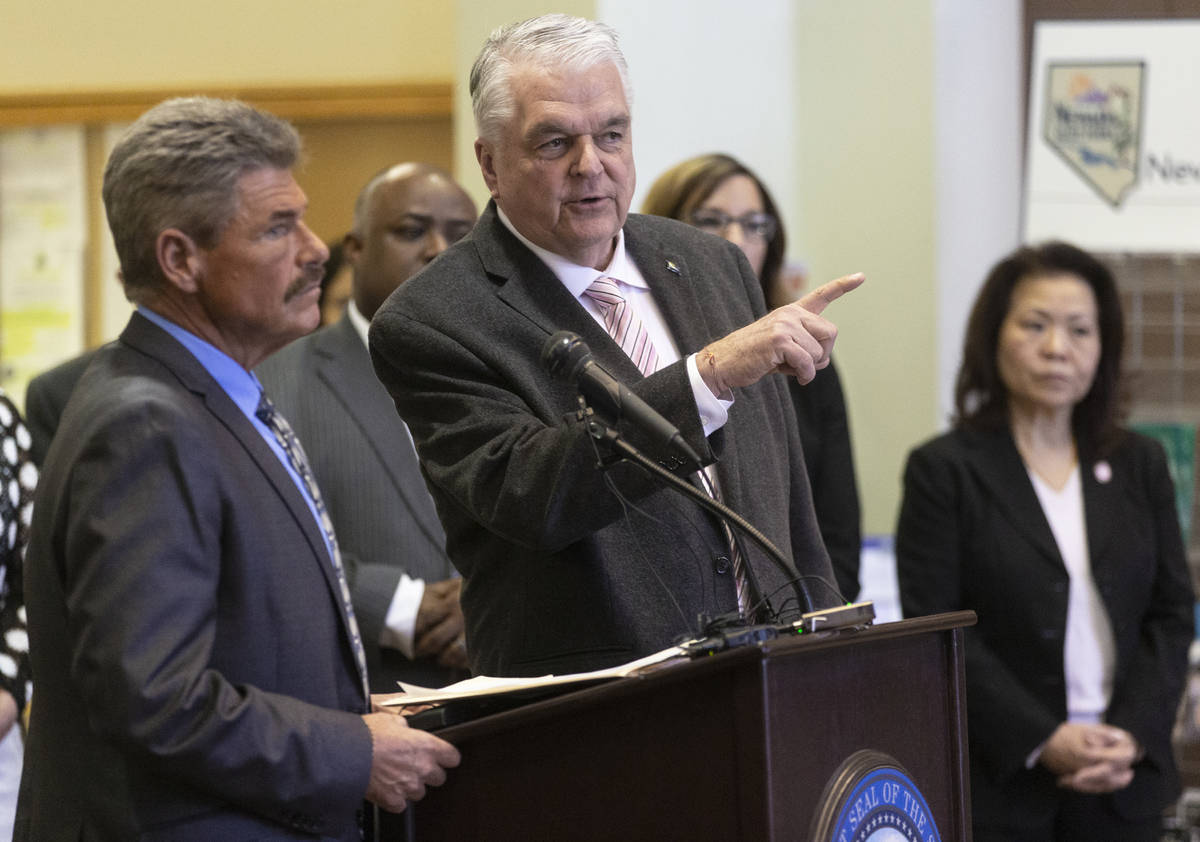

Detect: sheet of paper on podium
381,645,686,708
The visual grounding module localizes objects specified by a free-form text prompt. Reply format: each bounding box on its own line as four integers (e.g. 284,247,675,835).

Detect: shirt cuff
378,574,424,660
686,353,733,436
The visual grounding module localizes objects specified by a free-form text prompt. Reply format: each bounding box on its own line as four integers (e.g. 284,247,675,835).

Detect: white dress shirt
1029,465,1116,723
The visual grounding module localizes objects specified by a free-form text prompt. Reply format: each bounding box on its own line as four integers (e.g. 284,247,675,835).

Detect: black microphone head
542,331,592,384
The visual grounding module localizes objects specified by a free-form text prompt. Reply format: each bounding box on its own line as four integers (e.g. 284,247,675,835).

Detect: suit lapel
624,215,716,356
311,318,447,553
1080,451,1119,580
963,428,1064,569
120,313,367,665
473,205,624,375
474,202,729,401
473,204,736,485
475,206,722,373
623,215,745,501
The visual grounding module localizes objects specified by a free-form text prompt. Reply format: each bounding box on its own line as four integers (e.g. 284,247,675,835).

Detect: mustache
283,263,325,302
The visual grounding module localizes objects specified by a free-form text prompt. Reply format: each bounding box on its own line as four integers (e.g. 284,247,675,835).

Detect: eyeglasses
688,209,778,241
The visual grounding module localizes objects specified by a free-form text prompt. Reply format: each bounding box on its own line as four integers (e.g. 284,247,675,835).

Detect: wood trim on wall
0,82,453,126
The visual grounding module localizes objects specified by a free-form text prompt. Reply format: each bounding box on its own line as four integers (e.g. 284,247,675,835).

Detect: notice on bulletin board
1023,20,1200,252
0,126,87,403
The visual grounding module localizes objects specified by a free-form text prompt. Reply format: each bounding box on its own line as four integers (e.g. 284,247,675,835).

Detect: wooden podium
394,611,975,841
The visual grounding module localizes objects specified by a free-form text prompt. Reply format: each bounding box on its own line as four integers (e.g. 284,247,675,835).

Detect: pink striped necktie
696,470,753,617
583,276,660,376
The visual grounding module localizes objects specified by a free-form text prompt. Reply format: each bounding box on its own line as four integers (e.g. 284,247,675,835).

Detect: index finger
796,272,865,315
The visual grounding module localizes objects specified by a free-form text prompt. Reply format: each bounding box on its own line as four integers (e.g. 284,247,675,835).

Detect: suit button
715,555,731,574
1039,628,1060,640
1052,581,1067,594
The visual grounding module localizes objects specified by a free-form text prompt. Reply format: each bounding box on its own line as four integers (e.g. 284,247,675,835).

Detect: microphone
541,331,702,468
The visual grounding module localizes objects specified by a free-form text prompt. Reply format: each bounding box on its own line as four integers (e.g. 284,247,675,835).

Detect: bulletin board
0,82,455,405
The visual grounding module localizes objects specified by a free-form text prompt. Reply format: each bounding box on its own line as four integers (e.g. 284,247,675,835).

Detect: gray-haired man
18,97,458,841
370,15,863,678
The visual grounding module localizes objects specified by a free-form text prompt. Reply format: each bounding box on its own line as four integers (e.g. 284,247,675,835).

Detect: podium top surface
429,610,976,744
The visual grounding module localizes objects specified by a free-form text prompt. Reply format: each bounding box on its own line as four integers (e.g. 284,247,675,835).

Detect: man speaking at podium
370,14,862,678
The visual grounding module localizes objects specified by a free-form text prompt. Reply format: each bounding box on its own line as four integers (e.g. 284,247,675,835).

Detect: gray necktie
256,392,370,702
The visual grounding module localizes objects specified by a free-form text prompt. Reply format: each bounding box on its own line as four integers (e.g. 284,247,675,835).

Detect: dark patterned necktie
256,392,370,701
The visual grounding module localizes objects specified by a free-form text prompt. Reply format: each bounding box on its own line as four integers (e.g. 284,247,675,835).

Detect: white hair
469,14,633,144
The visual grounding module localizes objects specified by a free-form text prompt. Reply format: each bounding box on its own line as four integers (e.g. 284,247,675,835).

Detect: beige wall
0,1,455,91
793,3,938,535
4,0,942,537
296,116,454,242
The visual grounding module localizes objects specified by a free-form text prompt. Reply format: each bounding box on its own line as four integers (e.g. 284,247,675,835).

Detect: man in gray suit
257,163,477,691
369,15,864,678
17,97,458,840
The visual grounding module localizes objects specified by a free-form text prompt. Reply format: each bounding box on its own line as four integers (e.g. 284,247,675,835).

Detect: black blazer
896,426,1193,830
257,314,461,690
24,346,103,467
788,359,861,600
18,313,372,841
370,204,837,677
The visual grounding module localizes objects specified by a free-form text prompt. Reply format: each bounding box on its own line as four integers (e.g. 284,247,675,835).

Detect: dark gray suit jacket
24,346,103,467
896,426,1193,832
256,315,460,690
370,203,837,677
17,313,372,841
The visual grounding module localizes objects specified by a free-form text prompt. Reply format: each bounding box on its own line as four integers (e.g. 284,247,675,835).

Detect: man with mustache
17,97,459,841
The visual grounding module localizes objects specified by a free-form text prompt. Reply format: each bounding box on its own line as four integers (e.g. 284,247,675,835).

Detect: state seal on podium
809,750,942,842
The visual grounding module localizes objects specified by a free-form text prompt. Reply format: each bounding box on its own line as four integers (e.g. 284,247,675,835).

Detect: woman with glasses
643,153,862,601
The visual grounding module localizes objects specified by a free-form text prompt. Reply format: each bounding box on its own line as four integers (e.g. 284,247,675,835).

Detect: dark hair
641,153,786,299
954,241,1125,453
102,97,300,301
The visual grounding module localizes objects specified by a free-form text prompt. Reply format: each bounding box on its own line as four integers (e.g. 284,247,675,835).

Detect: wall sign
1024,21,1200,251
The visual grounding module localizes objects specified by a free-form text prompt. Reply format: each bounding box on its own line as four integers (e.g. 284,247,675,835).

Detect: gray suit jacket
370,203,836,677
18,313,372,841
256,315,460,690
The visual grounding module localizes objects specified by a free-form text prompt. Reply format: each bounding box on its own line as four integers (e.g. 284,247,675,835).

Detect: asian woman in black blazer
897,242,1193,841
